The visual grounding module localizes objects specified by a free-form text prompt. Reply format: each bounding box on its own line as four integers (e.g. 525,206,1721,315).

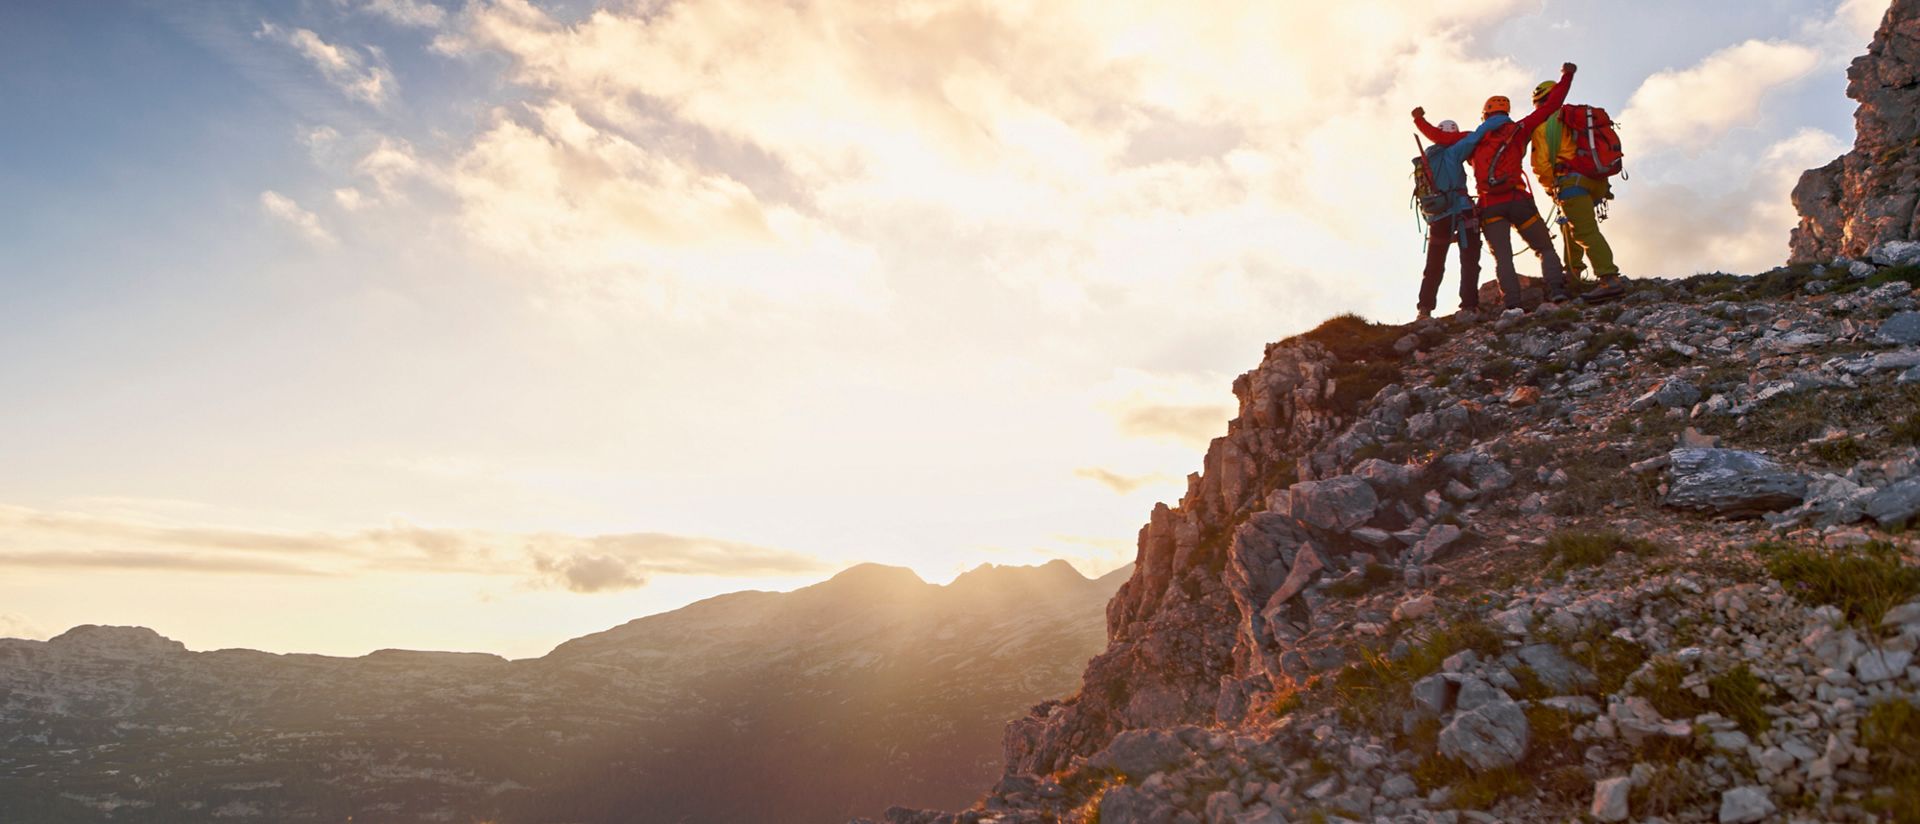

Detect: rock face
1791,0,1920,262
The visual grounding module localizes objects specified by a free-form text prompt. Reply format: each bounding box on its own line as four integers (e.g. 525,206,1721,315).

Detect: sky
0,0,1888,658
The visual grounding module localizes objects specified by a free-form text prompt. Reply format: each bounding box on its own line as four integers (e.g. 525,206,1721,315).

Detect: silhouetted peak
47,625,186,657
819,563,927,592
947,559,1090,592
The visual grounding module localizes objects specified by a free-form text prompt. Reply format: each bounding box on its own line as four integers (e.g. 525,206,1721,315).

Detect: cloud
339,0,447,29
1622,40,1820,150
0,504,825,593
529,533,831,593
0,550,331,576
256,22,397,107
1112,402,1231,447
259,190,337,245
1608,128,1849,275
1073,467,1171,494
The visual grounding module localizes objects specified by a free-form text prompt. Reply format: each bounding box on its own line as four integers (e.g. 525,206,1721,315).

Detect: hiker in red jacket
1416,63,1577,311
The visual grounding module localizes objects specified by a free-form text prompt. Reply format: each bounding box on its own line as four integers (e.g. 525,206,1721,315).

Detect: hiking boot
1455,308,1479,324
1417,309,1433,322
1581,276,1626,303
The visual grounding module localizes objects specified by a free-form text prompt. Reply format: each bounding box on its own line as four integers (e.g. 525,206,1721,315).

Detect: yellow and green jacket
1530,112,1610,201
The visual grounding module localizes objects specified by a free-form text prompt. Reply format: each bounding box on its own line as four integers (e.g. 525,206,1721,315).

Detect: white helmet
1438,120,1460,134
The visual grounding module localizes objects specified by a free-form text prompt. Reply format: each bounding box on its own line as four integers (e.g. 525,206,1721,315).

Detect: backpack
1412,148,1452,220
1473,121,1531,201
1557,104,1624,178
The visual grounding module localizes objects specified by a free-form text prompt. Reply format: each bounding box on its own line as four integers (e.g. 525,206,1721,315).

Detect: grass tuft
1861,698,1920,822
1544,530,1661,570
1757,541,1920,627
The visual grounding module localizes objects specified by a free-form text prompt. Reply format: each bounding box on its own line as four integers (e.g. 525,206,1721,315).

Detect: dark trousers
1419,213,1481,313
1479,198,1567,308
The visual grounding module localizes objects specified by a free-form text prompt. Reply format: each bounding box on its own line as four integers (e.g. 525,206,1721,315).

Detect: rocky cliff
0,561,1126,823
1792,0,1920,263
875,263,1920,823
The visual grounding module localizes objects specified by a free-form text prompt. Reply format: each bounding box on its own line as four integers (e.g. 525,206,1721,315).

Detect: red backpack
1558,104,1624,178
1470,121,1531,202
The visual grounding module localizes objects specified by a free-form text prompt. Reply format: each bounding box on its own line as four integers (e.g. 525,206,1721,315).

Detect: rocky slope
1792,0,1920,263
0,560,1126,823
871,262,1920,823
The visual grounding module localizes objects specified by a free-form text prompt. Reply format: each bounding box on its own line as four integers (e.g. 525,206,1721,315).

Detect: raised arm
1518,63,1577,131
1413,107,1466,146
1441,116,1501,165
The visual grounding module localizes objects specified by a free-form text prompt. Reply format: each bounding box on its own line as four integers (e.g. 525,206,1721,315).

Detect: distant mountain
0,560,1128,823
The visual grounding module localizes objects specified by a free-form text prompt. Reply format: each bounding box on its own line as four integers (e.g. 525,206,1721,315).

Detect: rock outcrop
872,267,1920,824
1791,0,1920,263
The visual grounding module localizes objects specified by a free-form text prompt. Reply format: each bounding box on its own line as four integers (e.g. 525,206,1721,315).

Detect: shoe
1417,309,1433,322
1456,308,1479,324
1581,277,1626,303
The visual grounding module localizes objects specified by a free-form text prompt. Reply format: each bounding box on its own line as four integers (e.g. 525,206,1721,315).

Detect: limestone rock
1717,785,1775,824
1664,448,1809,517
1087,729,1194,780
1280,476,1378,533
1438,695,1529,771
1591,776,1630,822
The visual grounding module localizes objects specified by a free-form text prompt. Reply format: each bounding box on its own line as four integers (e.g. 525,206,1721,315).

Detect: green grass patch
1893,412,1920,447
1630,763,1708,817
1547,448,1663,518
1862,698,1920,822
1544,530,1661,570
1482,358,1518,381
1707,664,1772,737
1286,313,1415,417
1330,617,1502,727
1573,328,1640,367
1757,541,1920,627
1411,757,1528,809
1810,435,1865,465
1632,658,1774,738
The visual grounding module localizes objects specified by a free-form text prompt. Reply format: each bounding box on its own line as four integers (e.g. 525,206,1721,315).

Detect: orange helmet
1483,95,1511,117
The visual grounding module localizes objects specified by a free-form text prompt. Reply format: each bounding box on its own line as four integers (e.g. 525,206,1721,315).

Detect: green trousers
1556,176,1618,277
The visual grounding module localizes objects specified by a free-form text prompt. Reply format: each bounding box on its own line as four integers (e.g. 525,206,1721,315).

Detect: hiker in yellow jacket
1529,81,1624,303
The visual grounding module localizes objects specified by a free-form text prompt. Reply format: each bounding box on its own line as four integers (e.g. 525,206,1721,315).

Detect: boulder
1717,786,1775,824
1881,311,1920,345
1516,643,1598,694
1632,377,1702,411
1867,478,1920,527
1087,729,1193,780
1438,695,1529,771
1098,786,1176,824
1664,448,1809,517
1873,239,1920,267
1591,776,1631,822
1280,476,1378,533
1409,524,1464,564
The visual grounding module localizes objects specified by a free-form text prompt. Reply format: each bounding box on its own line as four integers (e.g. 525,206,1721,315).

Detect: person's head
1438,120,1460,134
1482,95,1511,119
1532,81,1556,105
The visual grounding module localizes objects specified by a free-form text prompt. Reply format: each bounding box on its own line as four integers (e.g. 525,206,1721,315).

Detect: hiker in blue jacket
1410,112,1500,322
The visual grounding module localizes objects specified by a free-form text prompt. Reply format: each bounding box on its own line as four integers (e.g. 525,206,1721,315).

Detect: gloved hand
1563,62,1577,75
1412,106,1425,119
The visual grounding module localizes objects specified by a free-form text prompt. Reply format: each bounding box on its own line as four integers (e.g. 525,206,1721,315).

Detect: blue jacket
1421,117,1499,222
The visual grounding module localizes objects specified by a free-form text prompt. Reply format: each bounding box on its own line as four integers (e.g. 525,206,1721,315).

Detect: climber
1416,63,1577,312
1410,117,1502,322
1529,79,1626,303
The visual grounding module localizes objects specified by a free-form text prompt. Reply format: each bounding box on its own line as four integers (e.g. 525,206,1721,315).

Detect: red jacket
1416,66,1574,208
